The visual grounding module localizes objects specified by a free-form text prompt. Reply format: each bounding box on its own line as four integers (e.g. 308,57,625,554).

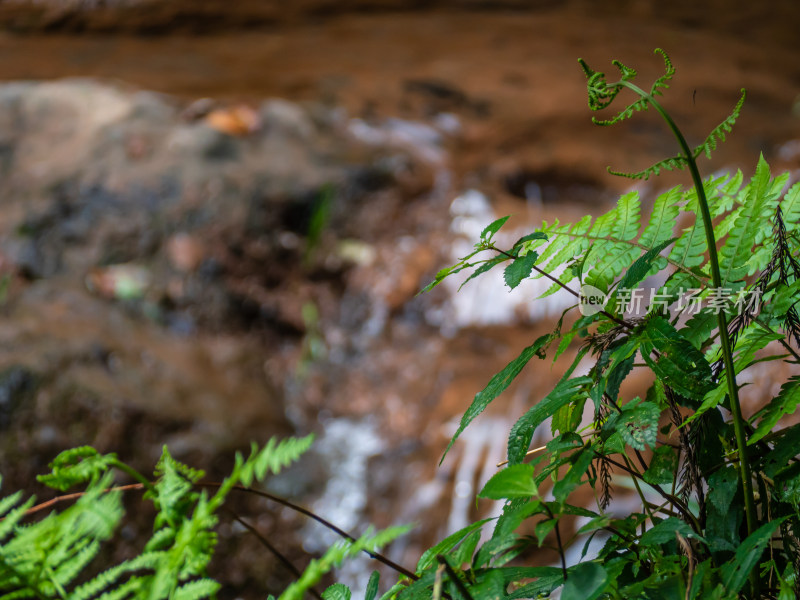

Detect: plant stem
489,244,633,329
619,80,758,597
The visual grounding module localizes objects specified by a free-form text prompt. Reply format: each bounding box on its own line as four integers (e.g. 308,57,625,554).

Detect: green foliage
0,434,402,599
390,48,800,600
282,526,409,600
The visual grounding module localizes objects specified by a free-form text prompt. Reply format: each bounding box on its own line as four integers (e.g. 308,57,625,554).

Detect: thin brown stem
542,504,568,582
201,483,418,580
225,509,324,600
489,244,633,329
16,480,418,582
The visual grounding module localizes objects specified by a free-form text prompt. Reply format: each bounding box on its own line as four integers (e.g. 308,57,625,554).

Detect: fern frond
93,575,147,600
578,60,620,111
154,446,205,484
649,48,675,97
239,434,315,487
591,96,650,127
72,553,158,600
668,198,707,271
780,182,800,236
608,154,687,180
536,217,593,269
49,541,101,593
279,526,411,600
37,446,118,492
693,89,746,160
0,492,28,542
172,578,221,600
611,59,637,82
719,155,780,284
640,186,681,248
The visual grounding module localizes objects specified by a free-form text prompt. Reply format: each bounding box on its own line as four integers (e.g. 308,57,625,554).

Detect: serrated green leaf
457,256,506,291
534,519,558,547
442,335,553,464
617,237,678,292
561,562,608,600
481,216,511,241
762,423,800,478
720,519,786,595
507,376,592,465
365,571,380,600
449,529,481,568
465,569,505,600
505,569,565,599
639,517,698,547
479,464,537,500
322,583,352,600
618,401,660,451
707,466,739,514
688,327,783,425
637,316,714,400
416,519,493,573
552,447,595,504
643,445,678,485
474,499,543,567
503,251,538,290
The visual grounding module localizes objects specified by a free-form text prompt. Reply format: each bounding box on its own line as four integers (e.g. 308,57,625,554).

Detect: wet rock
0,365,37,429
260,99,315,141
166,123,241,161
165,232,205,273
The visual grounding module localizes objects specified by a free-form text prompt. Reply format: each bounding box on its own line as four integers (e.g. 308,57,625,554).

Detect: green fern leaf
37,446,118,492
536,216,592,269
72,554,157,600
173,578,221,600
592,96,650,127
668,199,706,270
0,492,27,540
322,583,352,600
608,154,687,181
719,155,776,285
640,186,681,250
93,576,147,600
50,541,101,592
585,190,643,288
687,327,782,424
649,48,675,96
279,526,410,600
240,434,315,487
780,181,800,235
693,89,746,160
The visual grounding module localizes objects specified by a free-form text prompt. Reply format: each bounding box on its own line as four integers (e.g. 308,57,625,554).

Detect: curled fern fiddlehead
579,48,743,181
